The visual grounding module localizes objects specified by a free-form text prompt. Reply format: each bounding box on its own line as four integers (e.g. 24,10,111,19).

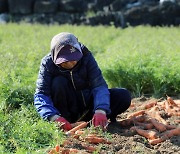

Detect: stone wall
0,0,179,27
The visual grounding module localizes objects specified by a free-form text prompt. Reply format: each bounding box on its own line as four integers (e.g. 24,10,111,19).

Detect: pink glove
55,117,72,131
92,110,108,128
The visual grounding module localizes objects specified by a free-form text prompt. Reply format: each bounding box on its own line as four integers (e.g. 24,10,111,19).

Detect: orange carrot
85,136,105,144
119,115,146,127
48,149,56,154
132,115,146,123
81,143,96,152
164,101,180,116
75,130,85,135
166,124,177,130
71,121,85,128
163,127,180,137
127,110,146,119
66,122,88,135
167,95,178,107
141,101,157,109
130,102,135,108
149,138,164,145
85,136,111,144
171,112,180,116
68,148,79,153
119,118,132,127
148,107,167,125
134,121,154,130
157,101,165,109
150,127,180,145
55,145,60,152
164,100,173,116
150,119,167,132
135,128,158,140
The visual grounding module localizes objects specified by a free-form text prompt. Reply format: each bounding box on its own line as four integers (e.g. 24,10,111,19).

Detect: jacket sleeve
34,94,60,120
87,53,111,114
34,57,60,120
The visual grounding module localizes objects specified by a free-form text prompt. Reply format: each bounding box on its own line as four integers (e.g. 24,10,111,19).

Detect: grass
0,23,179,153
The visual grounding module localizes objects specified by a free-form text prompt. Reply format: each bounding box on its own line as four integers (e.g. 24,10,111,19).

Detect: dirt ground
49,97,180,154
105,97,180,154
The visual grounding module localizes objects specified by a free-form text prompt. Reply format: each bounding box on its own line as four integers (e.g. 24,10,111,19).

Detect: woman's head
50,32,83,67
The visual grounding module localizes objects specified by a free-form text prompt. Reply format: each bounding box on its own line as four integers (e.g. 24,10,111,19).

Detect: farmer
34,32,131,131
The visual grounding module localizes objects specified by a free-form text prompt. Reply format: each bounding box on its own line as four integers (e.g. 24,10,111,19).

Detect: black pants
51,76,131,123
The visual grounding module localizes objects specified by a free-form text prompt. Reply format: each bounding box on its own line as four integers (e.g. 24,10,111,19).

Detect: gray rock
110,0,129,11
34,0,59,13
8,0,35,14
59,0,87,13
0,0,8,13
53,12,73,24
0,13,9,23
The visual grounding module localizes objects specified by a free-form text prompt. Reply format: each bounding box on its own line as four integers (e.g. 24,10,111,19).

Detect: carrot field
0,23,179,153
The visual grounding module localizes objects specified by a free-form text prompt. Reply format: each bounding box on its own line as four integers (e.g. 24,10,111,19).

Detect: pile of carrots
48,96,180,153
48,121,111,153
119,96,180,145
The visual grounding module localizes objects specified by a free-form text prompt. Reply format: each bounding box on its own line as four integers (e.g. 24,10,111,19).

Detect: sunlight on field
0,23,179,153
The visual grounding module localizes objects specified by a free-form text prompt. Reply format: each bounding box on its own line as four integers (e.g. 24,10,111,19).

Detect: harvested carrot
164,101,180,116
66,122,88,135
68,148,79,153
147,107,167,125
85,136,105,144
55,145,60,152
171,112,180,116
134,121,154,130
149,127,180,145
141,101,157,109
75,130,85,135
164,100,173,116
48,149,56,154
167,95,178,107
149,138,164,145
81,143,96,152
150,119,167,132
132,115,146,123
130,102,135,108
85,136,110,144
71,121,85,128
119,118,132,127
166,124,177,130
163,127,180,137
127,110,146,119
135,128,158,140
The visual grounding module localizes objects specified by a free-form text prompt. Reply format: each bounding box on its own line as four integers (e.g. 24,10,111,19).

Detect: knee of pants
120,88,131,109
111,88,131,109
51,76,69,92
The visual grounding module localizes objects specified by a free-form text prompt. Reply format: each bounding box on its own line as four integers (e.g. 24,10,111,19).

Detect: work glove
92,110,108,128
55,116,72,131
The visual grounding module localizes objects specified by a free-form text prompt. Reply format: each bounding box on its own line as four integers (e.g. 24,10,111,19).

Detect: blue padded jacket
34,44,111,120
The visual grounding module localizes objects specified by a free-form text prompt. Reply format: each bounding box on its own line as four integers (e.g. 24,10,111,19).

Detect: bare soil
49,97,180,154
